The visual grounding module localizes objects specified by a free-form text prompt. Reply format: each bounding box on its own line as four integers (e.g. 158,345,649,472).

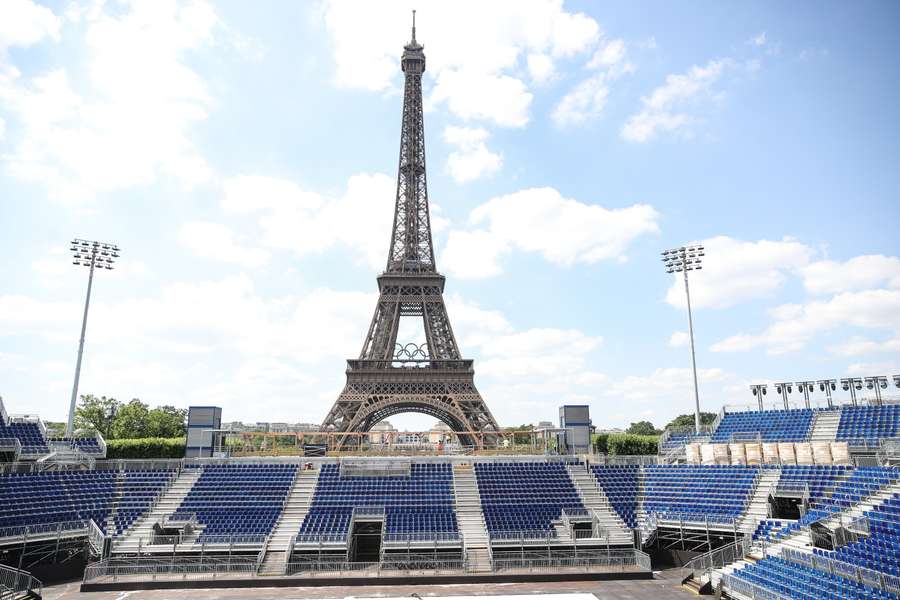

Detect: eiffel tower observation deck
321,14,500,449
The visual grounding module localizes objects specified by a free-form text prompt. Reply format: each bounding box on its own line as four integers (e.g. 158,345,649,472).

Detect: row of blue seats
730,556,894,600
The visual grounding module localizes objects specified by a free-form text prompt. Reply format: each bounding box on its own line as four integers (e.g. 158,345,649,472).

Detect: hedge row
593,433,658,455
105,437,186,459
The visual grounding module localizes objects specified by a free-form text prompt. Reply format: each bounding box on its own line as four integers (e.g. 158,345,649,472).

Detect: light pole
817,379,837,409
864,376,889,405
795,381,815,409
66,239,119,438
774,382,793,410
840,377,863,407
750,384,768,412
662,244,705,433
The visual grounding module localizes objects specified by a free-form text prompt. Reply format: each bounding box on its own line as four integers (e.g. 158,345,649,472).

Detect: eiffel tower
321,15,500,449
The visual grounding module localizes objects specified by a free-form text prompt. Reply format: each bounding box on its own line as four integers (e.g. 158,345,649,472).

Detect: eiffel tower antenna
321,19,499,449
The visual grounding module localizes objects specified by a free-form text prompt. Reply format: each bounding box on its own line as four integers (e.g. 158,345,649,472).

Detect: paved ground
42,570,694,600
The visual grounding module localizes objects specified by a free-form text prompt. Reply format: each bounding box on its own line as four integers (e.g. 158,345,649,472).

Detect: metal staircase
736,468,780,534
258,467,320,575
808,409,841,442
112,468,201,552
565,464,634,545
452,464,492,573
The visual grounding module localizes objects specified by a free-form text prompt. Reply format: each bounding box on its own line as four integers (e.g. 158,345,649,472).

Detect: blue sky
1,0,899,431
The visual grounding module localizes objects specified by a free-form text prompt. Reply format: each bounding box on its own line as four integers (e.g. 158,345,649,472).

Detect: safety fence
0,564,42,600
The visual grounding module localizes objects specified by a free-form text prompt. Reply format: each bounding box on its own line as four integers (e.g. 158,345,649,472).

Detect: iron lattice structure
321,21,500,449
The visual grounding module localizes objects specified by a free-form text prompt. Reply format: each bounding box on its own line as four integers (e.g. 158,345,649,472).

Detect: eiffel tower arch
321,16,500,449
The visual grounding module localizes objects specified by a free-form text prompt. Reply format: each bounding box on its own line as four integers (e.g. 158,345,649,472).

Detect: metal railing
137,533,267,548
382,531,460,543
287,558,467,577
161,512,198,528
492,549,650,573
88,518,107,555
293,532,348,544
721,572,789,600
84,556,260,582
0,519,88,541
680,535,759,584
340,459,412,477
0,438,21,456
490,529,557,542
781,547,900,596
593,454,660,466
0,564,42,600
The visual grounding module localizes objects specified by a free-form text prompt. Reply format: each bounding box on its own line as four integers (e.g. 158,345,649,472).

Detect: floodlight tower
795,381,816,409
66,239,119,438
840,377,863,407
662,244,705,433
864,375,889,405
774,382,793,410
817,379,837,408
750,384,768,412
894,375,900,389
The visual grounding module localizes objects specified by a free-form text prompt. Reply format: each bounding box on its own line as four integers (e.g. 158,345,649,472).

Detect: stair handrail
680,534,758,585
0,564,42,600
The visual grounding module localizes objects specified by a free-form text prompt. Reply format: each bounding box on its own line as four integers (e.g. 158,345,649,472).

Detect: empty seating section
110,470,175,534
0,421,47,452
778,465,850,505
643,465,757,523
298,463,457,539
591,465,638,528
816,467,898,514
475,462,582,535
837,405,900,445
828,494,900,576
0,471,115,532
729,556,894,600
711,409,814,442
178,464,296,541
46,437,104,454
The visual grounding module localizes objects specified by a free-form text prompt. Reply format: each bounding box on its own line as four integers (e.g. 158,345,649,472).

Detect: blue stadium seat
836,405,900,446
474,462,582,536
642,465,758,523
298,463,457,539
178,464,297,542
591,465,639,528
729,555,894,600
711,409,815,442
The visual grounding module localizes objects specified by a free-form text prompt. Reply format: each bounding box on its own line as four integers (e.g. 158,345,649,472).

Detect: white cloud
802,255,900,295
622,59,728,143
321,0,601,127
712,289,900,355
0,0,61,54
669,331,690,348
179,222,270,267
597,367,733,427
665,236,814,309
223,172,396,269
828,336,900,357
443,126,502,183
587,39,627,69
430,70,533,128
552,74,609,127
527,52,554,83
749,32,767,47
553,38,632,128
442,187,659,279
1,0,218,199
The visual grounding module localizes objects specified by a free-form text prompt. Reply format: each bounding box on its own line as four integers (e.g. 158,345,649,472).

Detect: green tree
110,399,151,439
665,412,718,429
146,405,187,438
626,420,660,436
74,394,121,438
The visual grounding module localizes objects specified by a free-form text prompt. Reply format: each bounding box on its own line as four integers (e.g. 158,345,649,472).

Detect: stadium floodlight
661,244,705,433
817,379,837,408
840,377,863,407
795,381,816,409
894,375,900,389
750,384,767,412
864,375,889,406
774,382,793,410
66,239,120,438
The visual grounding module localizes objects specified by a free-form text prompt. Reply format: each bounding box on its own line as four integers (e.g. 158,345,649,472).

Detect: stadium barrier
679,534,761,584
780,547,900,596
0,564,42,599
721,572,788,600
0,519,88,542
